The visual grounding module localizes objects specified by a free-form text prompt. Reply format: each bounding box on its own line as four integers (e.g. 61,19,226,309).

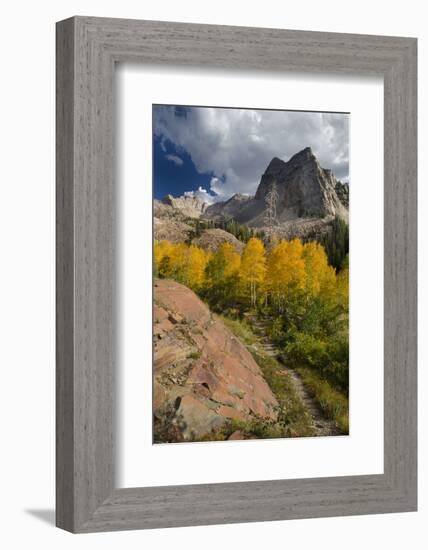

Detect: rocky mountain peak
292,145,315,159
255,147,347,221
265,156,286,175
156,148,348,233
161,194,208,218
264,148,316,176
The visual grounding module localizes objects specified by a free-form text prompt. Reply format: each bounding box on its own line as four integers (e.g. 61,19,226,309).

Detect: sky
153,104,349,203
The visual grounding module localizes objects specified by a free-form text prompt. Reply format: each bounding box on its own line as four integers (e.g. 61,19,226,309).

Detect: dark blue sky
152,135,214,200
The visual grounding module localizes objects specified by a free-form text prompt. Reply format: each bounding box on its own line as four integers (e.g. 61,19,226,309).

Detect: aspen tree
240,238,266,307
265,239,306,312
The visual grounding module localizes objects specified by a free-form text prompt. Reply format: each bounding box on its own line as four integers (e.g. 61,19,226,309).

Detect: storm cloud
154,105,349,202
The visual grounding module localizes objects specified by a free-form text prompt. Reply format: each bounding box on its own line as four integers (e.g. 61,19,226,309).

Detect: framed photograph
56,17,417,532
150,105,350,445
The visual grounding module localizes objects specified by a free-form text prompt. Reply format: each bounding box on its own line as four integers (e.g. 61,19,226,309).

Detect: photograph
0,1,419,542
152,104,349,443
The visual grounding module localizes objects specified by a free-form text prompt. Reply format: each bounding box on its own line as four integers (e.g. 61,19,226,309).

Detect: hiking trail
245,314,342,437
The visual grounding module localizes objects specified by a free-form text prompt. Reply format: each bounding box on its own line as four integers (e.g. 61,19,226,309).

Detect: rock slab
153,279,278,442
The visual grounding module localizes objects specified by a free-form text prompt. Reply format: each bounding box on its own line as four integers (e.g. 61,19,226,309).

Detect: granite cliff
204,147,348,226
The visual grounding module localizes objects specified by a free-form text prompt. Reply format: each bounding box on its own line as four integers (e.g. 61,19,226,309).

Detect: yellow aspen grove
240,238,266,307
188,245,210,289
206,242,240,283
303,241,336,297
157,242,209,290
154,238,344,319
166,243,190,283
154,240,175,277
219,242,241,278
154,240,174,265
265,239,306,311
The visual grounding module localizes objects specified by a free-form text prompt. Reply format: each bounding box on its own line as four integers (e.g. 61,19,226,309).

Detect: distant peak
265,157,286,174
265,148,318,176
162,193,205,204
287,147,316,164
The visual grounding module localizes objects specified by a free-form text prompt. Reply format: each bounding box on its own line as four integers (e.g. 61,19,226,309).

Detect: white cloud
165,154,184,166
154,106,349,201
208,177,226,199
183,186,218,204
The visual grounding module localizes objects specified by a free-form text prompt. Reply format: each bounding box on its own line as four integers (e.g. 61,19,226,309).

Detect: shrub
296,367,349,434
269,317,286,346
285,330,348,393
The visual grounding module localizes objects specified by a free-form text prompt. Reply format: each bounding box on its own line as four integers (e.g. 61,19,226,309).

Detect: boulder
153,279,278,442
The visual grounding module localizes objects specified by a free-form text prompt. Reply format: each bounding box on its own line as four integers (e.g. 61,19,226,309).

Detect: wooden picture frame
56,16,417,533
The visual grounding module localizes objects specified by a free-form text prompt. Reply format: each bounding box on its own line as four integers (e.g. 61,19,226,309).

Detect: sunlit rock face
203,147,348,227
153,279,278,442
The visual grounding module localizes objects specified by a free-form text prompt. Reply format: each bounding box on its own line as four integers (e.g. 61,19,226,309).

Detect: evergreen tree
321,216,349,270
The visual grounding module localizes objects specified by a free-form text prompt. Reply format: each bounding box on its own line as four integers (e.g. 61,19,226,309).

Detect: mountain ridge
203,147,348,227
154,147,349,243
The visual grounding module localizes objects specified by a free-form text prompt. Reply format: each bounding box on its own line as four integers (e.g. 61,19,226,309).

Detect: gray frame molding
56,16,417,533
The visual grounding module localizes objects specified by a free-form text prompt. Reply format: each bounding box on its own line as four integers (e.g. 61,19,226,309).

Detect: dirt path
245,314,341,437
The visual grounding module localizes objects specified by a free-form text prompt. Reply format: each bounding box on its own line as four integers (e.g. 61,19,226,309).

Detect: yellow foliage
265,239,306,302
154,237,347,312
240,238,266,306
154,240,174,269
188,245,210,288
153,240,210,290
241,238,266,285
219,243,241,278
302,241,336,297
